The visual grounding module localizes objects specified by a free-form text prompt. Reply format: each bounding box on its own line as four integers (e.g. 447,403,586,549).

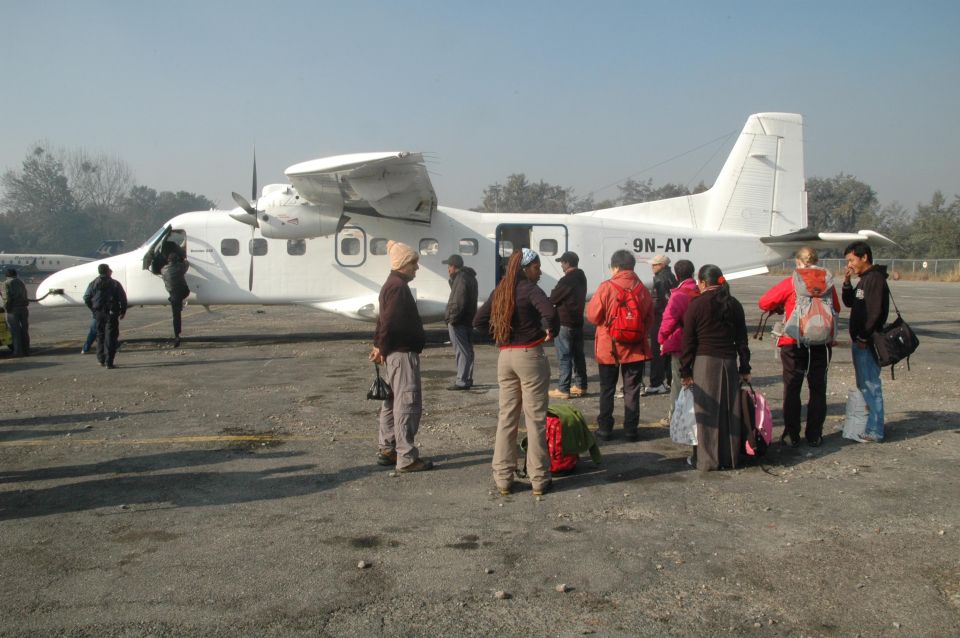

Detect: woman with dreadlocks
680,264,752,471
474,248,559,496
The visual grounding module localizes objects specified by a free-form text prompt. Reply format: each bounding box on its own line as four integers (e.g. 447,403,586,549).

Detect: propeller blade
252,148,258,201
231,192,257,216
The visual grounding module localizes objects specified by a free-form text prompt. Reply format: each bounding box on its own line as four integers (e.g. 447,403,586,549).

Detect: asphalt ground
1,276,958,637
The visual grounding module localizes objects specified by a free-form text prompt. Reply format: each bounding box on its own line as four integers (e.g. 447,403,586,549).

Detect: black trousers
780,344,831,442
598,360,644,434
95,311,120,365
647,314,668,387
169,294,186,337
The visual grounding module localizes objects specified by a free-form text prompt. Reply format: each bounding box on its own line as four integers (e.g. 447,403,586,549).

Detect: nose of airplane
37,261,113,307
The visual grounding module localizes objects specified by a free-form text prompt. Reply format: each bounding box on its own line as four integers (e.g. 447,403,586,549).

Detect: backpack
545,414,579,474
607,282,646,344
783,267,837,346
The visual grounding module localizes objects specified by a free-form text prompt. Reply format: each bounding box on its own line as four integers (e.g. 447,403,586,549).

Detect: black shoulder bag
871,289,919,378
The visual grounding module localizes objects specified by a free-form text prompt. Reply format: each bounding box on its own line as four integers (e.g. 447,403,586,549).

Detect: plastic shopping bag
670,386,697,446
842,388,868,441
366,364,393,401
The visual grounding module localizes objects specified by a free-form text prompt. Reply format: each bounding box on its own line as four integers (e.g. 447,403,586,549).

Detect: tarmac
1,275,958,637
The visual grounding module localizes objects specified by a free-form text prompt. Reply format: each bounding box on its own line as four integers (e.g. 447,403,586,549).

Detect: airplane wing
285,152,437,223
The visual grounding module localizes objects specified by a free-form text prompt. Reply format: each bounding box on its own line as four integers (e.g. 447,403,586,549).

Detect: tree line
1,144,957,258
0,145,214,255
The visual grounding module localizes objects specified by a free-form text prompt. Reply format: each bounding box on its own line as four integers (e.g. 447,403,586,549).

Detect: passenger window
287,239,306,256
419,238,439,256
499,240,513,257
459,239,479,255
370,238,388,255
221,239,240,256
249,238,268,256
340,237,361,256
538,239,558,256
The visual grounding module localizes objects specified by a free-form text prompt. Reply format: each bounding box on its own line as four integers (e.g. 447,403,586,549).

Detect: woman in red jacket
758,247,841,447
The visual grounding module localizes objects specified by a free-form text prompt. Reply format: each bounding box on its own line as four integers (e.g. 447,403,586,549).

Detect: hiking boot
496,483,512,497
624,429,639,442
532,481,552,497
569,386,585,397
376,449,397,466
397,459,434,473
641,383,669,396
593,428,612,442
548,388,570,400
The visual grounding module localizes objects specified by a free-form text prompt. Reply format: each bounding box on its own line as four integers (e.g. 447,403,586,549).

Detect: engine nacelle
256,184,344,239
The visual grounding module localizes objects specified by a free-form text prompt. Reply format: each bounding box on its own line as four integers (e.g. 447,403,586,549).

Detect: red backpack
607,282,646,344
546,415,578,473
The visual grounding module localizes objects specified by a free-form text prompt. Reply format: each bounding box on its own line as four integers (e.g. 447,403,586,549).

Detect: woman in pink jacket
657,260,699,424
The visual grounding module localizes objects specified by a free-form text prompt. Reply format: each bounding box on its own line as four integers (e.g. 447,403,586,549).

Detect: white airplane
38,112,892,322
1,253,93,276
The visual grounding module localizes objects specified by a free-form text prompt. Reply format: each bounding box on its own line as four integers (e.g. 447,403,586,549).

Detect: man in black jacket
1,268,30,356
83,264,128,369
442,254,478,390
842,241,890,442
642,254,677,396
548,251,588,399
161,252,190,347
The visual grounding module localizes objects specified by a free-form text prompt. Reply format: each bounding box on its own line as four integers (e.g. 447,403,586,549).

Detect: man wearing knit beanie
369,241,434,472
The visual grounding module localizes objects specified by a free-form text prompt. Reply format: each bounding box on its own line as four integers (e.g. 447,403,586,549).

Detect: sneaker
641,383,669,397
376,449,397,466
780,431,801,448
397,459,434,473
615,388,625,399
80,346,90,354
569,386,585,397
548,388,570,400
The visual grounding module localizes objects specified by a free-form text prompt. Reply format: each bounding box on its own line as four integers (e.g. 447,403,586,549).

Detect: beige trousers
492,345,551,491
378,351,422,468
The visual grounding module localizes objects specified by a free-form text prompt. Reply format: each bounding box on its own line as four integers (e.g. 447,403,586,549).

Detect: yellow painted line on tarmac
0,433,370,448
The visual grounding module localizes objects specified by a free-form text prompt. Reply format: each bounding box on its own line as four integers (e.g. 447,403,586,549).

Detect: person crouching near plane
680,265,751,470
842,240,890,443
162,252,190,348
758,247,840,447
548,251,588,399
657,259,698,426
474,249,558,497
368,241,434,472
83,264,128,369
586,250,654,442
442,254,478,390
2,268,30,357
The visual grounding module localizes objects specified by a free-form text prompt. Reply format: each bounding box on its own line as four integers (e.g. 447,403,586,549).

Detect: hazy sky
1,1,957,217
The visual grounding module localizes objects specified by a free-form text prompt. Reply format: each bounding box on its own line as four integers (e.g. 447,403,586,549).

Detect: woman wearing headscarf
474,248,559,496
679,264,751,471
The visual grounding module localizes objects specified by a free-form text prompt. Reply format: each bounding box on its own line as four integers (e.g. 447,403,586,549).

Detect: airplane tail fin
698,113,806,236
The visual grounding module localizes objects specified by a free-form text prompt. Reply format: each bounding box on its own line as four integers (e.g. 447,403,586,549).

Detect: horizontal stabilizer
761,229,898,250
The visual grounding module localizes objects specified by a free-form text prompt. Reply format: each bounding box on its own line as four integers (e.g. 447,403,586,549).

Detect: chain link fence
772,258,960,280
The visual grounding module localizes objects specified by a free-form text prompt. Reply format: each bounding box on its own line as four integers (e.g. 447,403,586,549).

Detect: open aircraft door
495,223,567,286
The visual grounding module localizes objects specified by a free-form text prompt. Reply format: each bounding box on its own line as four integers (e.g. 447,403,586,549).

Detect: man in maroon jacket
369,241,434,472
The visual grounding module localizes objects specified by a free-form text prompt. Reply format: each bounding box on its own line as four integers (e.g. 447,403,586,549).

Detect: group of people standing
368,239,893,492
